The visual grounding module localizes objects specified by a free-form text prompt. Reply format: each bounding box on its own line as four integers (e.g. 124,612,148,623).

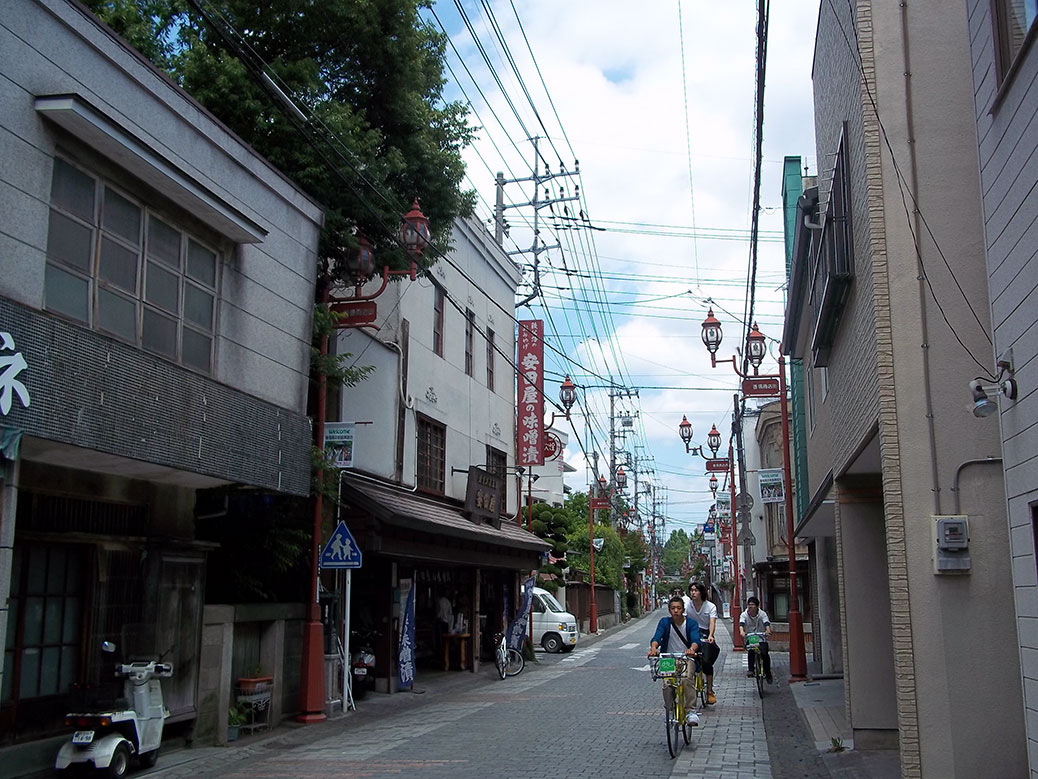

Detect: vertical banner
506,575,536,652
759,468,785,504
397,578,415,690
517,320,545,466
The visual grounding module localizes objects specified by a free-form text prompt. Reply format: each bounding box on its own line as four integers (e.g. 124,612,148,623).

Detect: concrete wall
965,0,1038,772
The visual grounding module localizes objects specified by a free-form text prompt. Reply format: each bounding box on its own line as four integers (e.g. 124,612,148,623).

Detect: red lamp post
700,310,806,680
298,200,430,722
587,476,609,633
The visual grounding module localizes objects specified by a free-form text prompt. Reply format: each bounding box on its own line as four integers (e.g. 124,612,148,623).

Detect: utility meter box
933,515,970,574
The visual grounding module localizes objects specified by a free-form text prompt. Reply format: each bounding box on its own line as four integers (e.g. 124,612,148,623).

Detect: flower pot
227,725,240,742
238,676,273,694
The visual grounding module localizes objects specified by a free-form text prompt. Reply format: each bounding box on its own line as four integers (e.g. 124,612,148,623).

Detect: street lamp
615,466,627,491
299,199,431,722
588,476,611,633
707,424,722,456
678,415,693,453
709,474,718,498
700,310,807,681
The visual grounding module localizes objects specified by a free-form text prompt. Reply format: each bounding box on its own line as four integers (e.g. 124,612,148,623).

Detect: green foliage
566,524,625,591
228,702,250,726
85,0,475,282
662,529,691,576
621,530,647,576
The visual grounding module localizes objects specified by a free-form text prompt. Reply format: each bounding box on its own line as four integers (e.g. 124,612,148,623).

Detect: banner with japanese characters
516,320,544,466
506,575,536,652
397,578,415,690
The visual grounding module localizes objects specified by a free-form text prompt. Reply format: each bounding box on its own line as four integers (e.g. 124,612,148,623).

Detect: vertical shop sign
516,320,544,466
506,575,536,652
398,578,415,690
0,332,31,416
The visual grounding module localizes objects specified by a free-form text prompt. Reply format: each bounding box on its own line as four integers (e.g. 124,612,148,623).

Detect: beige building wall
809,1,1027,775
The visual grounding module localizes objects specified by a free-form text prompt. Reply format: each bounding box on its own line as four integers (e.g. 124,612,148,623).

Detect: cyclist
686,582,719,704
648,595,701,726
738,596,772,683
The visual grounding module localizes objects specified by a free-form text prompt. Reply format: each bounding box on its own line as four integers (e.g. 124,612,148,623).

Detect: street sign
736,492,755,510
321,520,363,569
705,458,730,473
742,377,780,397
737,525,756,545
592,537,605,551
590,497,610,509
330,300,378,328
543,431,562,460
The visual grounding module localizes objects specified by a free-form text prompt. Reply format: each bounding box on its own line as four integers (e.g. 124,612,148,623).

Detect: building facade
0,0,321,745
785,1,1027,774
964,1,1038,772
330,215,547,689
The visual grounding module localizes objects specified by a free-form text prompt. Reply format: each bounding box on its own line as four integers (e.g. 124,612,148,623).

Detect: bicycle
649,653,697,757
494,632,525,679
746,635,766,698
691,652,708,707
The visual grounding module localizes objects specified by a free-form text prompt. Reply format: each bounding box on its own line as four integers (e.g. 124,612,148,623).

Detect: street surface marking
620,642,640,650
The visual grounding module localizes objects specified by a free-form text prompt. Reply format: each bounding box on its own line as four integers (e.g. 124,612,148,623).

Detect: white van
531,587,579,652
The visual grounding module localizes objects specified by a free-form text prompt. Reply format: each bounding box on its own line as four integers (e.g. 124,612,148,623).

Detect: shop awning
340,474,550,554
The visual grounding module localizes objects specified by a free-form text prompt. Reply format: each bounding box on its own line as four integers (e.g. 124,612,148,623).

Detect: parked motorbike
350,630,377,699
55,641,173,778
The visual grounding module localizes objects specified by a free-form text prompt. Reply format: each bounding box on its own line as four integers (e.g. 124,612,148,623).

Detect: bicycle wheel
495,639,506,680
695,670,707,707
756,660,765,698
665,704,678,758
505,647,525,676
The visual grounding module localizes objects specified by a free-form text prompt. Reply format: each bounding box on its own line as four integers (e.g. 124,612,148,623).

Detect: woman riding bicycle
686,582,719,705
648,596,701,726
738,596,772,683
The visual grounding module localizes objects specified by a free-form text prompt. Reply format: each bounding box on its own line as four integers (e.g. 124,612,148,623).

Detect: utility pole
732,394,754,606
494,137,580,306
608,385,638,527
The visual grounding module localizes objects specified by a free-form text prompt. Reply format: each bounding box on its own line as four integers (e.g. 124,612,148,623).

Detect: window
809,124,853,367
417,415,446,494
44,157,219,373
464,309,475,377
486,445,507,477
486,328,495,391
994,0,1038,85
433,287,445,357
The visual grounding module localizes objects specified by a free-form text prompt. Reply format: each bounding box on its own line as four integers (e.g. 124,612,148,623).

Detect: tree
529,502,578,593
85,0,474,282
662,529,691,577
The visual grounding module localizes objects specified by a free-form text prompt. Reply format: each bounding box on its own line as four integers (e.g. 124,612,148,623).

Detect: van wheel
561,645,575,652
542,634,563,653
139,747,159,768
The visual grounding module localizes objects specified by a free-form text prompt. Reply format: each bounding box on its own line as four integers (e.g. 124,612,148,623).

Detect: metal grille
17,491,148,536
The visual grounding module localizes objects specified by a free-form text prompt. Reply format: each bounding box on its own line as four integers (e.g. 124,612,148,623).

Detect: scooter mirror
101,641,116,653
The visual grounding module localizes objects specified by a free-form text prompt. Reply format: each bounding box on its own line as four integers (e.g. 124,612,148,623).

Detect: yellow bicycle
746,635,766,698
650,653,695,757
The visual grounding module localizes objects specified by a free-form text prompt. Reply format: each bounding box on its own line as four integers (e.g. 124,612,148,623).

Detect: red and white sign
517,320,545,466
705,458,731,473
330,300,378,328
543,431,562,461
742,377,780,397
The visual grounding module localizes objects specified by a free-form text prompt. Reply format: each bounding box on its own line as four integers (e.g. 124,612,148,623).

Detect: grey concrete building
964,1,1038,773
785,1,1027,775
0,0,320,750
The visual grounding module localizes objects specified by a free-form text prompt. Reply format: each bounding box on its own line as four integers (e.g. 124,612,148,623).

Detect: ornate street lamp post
700,309,807,681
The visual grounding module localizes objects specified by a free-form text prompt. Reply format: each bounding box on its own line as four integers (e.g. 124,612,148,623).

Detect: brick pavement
130,610,898,779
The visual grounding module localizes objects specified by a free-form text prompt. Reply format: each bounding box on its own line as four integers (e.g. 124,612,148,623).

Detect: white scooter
55,641,173,778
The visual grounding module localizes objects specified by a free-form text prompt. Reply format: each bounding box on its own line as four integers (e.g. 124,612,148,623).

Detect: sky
426,1,821,537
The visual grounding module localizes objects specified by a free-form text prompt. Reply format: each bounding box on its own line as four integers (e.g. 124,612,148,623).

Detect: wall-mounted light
970,361,1017,418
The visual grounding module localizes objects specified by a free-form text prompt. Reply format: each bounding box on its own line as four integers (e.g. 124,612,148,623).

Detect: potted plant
237,664,273,694
227,702,249,742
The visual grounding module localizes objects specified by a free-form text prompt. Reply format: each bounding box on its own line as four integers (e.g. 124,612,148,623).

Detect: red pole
780,354,808,680
730,444,743,651
588,486,598,633
298,281,329,722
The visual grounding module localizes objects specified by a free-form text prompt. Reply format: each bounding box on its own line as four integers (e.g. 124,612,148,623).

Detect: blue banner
506,575,536,652
397,580,415,690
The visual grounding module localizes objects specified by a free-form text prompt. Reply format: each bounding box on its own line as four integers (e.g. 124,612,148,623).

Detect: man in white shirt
738,596,772,683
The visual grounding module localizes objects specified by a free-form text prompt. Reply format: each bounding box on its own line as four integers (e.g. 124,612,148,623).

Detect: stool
442,633,471,670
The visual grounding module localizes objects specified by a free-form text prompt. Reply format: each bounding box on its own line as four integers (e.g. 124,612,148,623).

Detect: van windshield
541,592,566,613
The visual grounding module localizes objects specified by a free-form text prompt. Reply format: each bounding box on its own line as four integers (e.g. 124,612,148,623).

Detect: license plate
353,667,368,676
72,731,95,745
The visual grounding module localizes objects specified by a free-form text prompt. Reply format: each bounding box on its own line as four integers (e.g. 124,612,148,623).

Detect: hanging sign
742,377,780,397
323,423,355,469
543,431,562,460
517,320,545,466
759,468,785,504
705,458,730,473
330,300,378,328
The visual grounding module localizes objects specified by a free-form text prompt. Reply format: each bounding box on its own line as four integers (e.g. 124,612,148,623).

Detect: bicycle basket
650,656,682,679
746,635,761,646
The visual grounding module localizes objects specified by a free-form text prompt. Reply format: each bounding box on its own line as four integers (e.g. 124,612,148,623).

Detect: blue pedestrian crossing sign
321,520,362,569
